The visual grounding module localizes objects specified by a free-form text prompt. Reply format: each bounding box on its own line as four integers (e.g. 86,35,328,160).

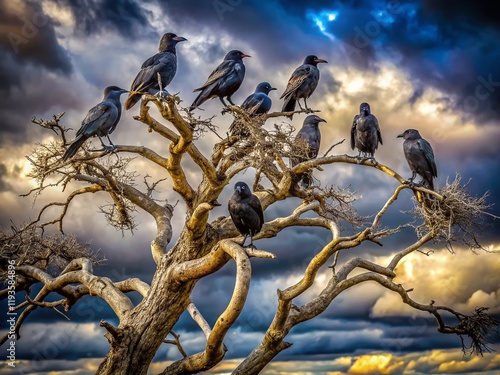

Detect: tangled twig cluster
459,307,500,356
413,175,494,251
0,224,103,280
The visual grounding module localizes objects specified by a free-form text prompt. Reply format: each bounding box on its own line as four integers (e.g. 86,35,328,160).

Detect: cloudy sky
1,0,499,374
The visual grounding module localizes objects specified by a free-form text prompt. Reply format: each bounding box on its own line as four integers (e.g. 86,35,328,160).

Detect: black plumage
290,114,327,188
280,55,327,119
351,102,383,158
397,129,437,190
229,81,276,137
63,86,128,161
228,181,264,248
190,50,250,110
125,33,187,110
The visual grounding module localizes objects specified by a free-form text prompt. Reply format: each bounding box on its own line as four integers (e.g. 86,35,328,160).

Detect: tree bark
95,227,219,374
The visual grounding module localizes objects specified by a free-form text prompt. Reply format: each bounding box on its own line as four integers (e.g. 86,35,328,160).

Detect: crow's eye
241,186,246,189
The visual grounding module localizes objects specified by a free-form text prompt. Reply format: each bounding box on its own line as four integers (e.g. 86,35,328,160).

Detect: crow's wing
417,139,437,177
194,60,237,92
130,53,174,93
351,114,359,150
77,101,116,137
372,115,383,145
280,65,311,99
247,194,264,230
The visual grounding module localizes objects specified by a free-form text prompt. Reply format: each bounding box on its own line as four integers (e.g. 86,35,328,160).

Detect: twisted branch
162,240,275,375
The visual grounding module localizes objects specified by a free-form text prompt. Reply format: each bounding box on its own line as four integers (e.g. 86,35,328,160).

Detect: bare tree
1,95,498,375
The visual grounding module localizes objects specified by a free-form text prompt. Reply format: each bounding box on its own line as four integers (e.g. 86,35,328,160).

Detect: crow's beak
397,133,404,138
242,54,251,58
315,58,328,64
174,36,187,42
317,117,327,123
235,186,241,193
270,87,277,91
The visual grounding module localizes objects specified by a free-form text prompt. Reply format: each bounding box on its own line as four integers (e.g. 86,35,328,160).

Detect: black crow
290,114,327,188
351,102,383,159
229,81,276,137
228,181,264,248
280,55,327,119
63,86,128,161
125,33,186,110
190,50,250,110
397,129,437,190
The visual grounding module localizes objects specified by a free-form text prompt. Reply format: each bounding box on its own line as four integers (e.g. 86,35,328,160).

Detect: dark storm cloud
0,0,76,145
13,321,110,361
292,0,500,123
421,0,500,33
155,0,332,64
0,0,72,93
281,315,473,358
0,76,82,143
0,0,152,145
53,0,152,38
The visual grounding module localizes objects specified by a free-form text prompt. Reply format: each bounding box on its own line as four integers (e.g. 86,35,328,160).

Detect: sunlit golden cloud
348,353,405,374
371,246,500,318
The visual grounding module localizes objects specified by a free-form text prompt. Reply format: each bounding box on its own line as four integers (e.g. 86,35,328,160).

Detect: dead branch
164,330,188,358
0,225,101,281
15,260,134,319
171,239,275,283
364,273,499,356
187,202,219,239
323,138,346,157
31,112,67,144
136,96,218,189
187,302,212,339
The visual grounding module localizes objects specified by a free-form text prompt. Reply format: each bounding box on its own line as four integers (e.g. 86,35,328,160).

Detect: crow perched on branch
290,114,327,188
125,32,187,110
190,50,250,110
229,81,276,137
280,55,327,119
63,86,128,161
398,129,437,190
228,181,264,248
351,102,383,159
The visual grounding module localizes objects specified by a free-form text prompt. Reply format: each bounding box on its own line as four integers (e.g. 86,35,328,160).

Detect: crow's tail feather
62,135,87,161
282,96,296,119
